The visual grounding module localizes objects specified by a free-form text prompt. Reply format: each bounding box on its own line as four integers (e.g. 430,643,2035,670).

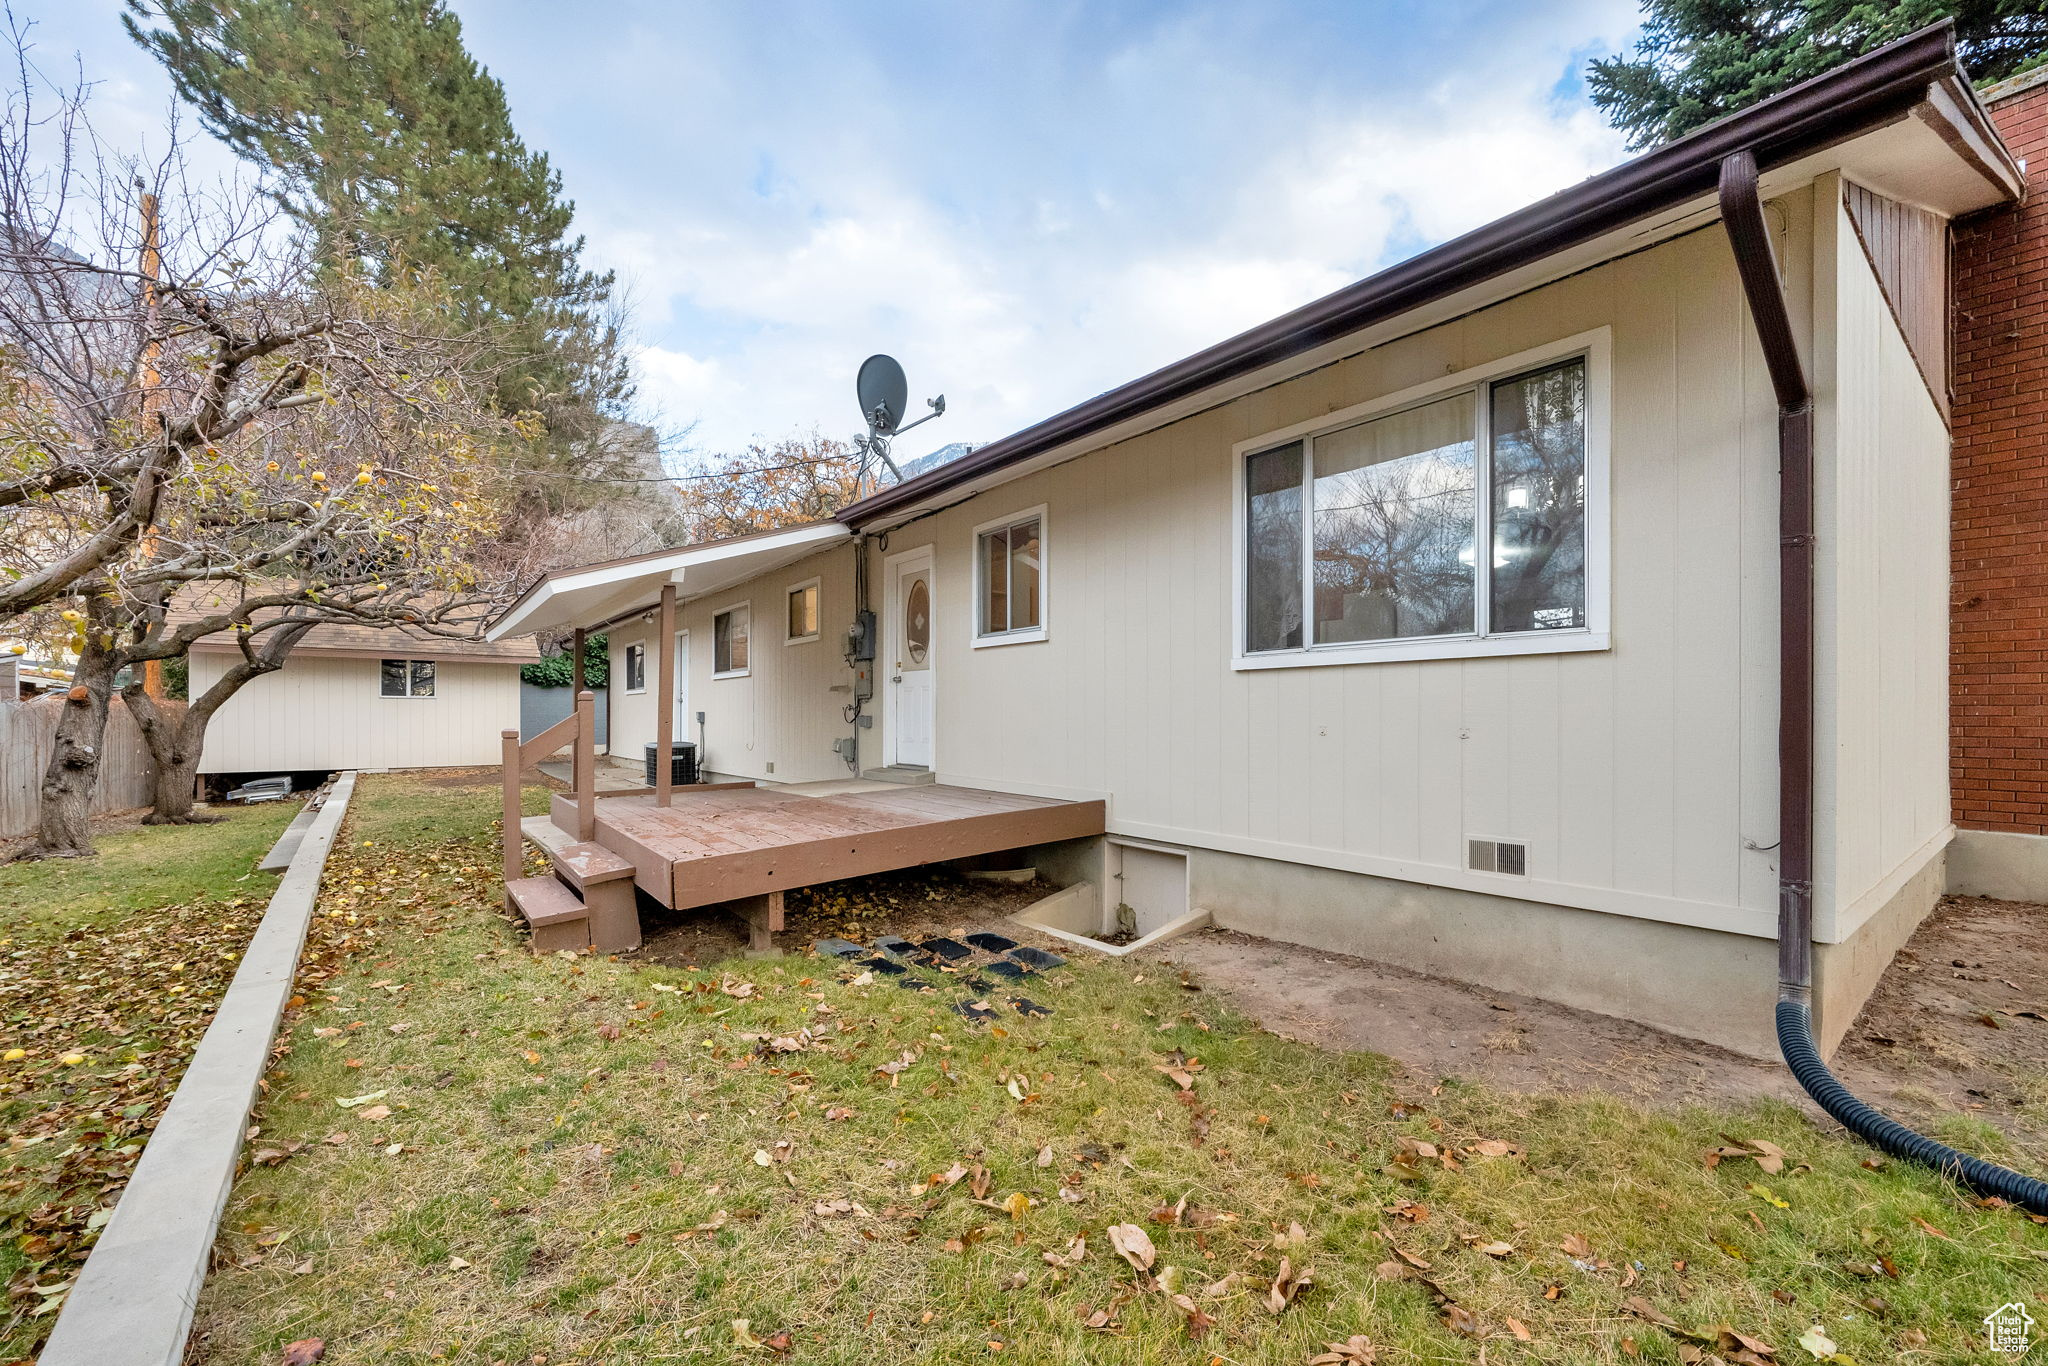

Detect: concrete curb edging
39,771,359,1366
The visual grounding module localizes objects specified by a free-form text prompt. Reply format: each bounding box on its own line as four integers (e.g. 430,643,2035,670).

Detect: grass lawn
0,799,300,1359
0,802,296,934
179,772,2048,1364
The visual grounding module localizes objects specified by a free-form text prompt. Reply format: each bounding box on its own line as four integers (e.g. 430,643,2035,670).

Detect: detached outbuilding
185,620,538,778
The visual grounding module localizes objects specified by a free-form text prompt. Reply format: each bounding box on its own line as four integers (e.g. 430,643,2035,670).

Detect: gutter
1718,151,2048,1214
843,25,1976,529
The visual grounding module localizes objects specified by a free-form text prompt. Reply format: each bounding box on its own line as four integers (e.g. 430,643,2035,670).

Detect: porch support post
574,689,597,841
500,728,522,887
570,626,586,695
655,582,677,808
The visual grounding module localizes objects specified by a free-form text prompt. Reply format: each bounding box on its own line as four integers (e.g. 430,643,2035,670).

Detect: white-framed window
379,659,436,698
713,604,750,678
1234,330,1610,671
785,578,821,645
622,641,646,694
972,506,1047,646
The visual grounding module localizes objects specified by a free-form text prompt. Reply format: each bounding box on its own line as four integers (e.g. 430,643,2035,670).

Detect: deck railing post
655,582,677,808
575,689,597,842
500,728,522,886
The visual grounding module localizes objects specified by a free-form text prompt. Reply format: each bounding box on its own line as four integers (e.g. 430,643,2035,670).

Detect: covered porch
489,523,1106,953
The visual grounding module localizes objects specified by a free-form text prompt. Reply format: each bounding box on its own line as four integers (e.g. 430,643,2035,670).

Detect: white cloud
620,46,1631,467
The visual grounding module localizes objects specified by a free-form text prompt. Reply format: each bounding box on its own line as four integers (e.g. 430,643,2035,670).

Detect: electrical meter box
851,660,874,700
847,609,877,662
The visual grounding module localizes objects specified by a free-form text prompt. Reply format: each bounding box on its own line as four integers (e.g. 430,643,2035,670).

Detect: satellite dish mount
853,354,944,492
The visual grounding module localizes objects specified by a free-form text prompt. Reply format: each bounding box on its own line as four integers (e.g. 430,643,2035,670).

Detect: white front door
888,551,935,769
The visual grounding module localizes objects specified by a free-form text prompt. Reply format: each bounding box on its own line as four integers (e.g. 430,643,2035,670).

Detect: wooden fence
0,696,177,838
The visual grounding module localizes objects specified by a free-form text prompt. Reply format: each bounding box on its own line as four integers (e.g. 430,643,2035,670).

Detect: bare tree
0,40,533,855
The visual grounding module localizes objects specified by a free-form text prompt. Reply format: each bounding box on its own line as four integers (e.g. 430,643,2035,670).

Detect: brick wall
1953,70,2048,833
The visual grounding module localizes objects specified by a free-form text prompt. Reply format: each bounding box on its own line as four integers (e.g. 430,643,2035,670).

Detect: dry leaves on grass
1703,1137,1793,1175
0,838,416,1345
1308,1336,1378,1364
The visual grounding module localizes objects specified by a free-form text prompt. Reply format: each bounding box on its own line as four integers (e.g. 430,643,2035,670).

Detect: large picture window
714,605,750,677
1239,348,1598,667
379,659,436,698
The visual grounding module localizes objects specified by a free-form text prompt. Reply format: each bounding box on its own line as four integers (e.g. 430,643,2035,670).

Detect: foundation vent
1467,838,1528,877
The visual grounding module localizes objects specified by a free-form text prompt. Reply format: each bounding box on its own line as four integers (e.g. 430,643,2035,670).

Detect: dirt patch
1144,896,2048,1159
1153,928,1799,1108
0,806,153,861
633,865,1061,968
1832,896,2048,1146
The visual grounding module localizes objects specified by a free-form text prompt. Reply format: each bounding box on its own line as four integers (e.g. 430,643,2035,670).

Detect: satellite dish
857,354,909,436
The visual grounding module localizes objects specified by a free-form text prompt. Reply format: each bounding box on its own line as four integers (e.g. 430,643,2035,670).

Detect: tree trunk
122,685,212,825
29,621,122,859
126,623,313,825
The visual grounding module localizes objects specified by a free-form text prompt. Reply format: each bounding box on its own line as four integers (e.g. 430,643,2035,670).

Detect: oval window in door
905,576,930,665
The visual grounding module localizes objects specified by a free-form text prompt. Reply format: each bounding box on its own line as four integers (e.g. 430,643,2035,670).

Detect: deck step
519,815,634,888
507,876,591,953
860,765,935,786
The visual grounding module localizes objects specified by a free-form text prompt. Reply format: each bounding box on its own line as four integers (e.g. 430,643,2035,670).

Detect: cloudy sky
27,0,1646,469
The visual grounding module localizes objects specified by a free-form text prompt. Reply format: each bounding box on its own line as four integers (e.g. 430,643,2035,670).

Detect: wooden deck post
574,689,597,842
655,581,677,808
500,728,522,886
570,626,586,696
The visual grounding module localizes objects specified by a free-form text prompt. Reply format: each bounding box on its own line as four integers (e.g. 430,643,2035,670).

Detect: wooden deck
549,782,1106,911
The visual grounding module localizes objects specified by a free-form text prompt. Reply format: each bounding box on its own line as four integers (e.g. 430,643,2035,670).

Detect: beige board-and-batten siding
187,651,521,773
619,182,1954,1055
608,542,862,785
1810,172,1954,958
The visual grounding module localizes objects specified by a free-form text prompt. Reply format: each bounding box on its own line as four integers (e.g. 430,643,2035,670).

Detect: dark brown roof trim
840,22,1986,527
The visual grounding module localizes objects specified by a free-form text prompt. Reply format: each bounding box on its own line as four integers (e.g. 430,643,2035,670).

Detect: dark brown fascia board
838,23,1985,529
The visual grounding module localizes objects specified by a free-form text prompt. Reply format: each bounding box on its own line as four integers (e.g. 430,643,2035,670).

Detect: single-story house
489,26,2020,1059
182,616,538,777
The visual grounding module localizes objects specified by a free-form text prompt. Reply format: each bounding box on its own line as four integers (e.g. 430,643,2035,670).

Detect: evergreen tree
1589,1,2048,148
124,0,632,463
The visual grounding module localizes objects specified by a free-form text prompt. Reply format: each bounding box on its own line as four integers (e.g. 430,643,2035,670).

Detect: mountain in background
895,442,978,480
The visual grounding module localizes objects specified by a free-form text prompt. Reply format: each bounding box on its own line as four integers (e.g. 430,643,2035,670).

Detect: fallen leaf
1308,1336,1378,1365
1797,1326,1837,1359
1464,1236,1516,1258
1108,1222,1156,1272
282,1341,326,1366
1042,1235,1086,1269
1264,1255,1313,1314
1168,1293,1217,1339
357,1105,391,1122
1505,1316,1533,1341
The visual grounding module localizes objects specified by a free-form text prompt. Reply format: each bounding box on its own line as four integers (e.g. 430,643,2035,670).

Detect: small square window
714,605,750,676
975,511,1046,644
623,642,646,693
381,659,435,697
787,582,820,643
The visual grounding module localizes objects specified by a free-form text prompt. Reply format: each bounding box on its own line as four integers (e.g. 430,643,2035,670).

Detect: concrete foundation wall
1947,828,2048,901
1812,838,1947,1055
1146,834,1944,1061
1184,842,1781,1059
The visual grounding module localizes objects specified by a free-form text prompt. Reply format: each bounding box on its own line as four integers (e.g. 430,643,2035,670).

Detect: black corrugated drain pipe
1719,150,2048,1213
